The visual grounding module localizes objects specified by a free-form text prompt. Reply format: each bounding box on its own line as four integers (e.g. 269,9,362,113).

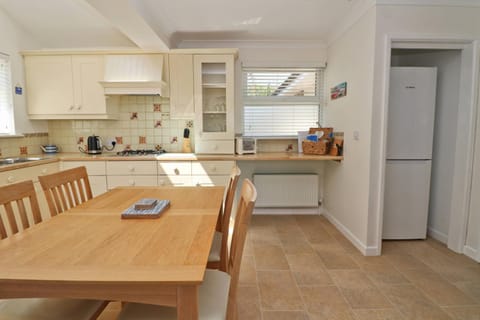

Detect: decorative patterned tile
19,146,28,155
139,136,146,144
153,103,162,112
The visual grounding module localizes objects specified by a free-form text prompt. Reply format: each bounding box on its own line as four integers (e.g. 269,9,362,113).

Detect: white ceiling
0,0,360,49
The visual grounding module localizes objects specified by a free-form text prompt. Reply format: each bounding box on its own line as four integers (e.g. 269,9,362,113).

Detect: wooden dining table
0,186,225,320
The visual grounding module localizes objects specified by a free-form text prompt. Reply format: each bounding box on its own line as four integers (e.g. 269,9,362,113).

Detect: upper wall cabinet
24,55,118,120
193,54,235,154
169,54,194,119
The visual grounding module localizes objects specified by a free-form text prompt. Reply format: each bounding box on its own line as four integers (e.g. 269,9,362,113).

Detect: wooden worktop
0,152,343,172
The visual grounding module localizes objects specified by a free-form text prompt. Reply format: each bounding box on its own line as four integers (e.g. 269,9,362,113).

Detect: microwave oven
235,137,256,154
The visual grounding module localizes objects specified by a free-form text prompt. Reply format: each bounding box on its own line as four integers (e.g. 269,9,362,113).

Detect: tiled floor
98,215,480,320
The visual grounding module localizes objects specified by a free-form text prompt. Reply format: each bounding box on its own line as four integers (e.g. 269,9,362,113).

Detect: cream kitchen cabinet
61,161,107,197
0,162,59,221
157,161,192,187
193,55,235,154
106,161,157,189
169,54,194,119
24,55,118,120
191,161,233,186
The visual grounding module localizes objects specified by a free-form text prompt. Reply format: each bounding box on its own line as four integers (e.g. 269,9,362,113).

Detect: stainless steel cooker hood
100,54,167,95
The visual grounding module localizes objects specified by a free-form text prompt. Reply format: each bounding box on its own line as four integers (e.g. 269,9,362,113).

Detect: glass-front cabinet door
194,55,234,143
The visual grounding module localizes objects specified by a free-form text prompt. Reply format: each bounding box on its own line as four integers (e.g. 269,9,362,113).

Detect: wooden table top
0,186,224,288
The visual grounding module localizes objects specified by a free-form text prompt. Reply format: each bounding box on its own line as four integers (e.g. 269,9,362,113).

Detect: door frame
375,34,479,257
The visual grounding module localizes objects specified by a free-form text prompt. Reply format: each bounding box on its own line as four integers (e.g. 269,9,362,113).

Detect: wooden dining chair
117,179,257,320
208,165,241,272
39,166,93,216
0,180,108,320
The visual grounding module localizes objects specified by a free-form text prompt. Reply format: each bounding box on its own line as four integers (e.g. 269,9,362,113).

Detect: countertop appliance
235,137,256,155
383,67,437,239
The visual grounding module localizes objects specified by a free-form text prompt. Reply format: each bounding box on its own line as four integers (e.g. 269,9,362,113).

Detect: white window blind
243,67,324,137
0,53,14,134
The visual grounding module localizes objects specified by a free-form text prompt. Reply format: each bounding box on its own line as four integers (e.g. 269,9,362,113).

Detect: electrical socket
105,137,116,148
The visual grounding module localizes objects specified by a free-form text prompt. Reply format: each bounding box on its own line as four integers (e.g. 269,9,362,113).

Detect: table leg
177,285,199,320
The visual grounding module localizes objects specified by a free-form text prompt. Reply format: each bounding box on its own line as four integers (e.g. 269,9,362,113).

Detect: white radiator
253,174,318,208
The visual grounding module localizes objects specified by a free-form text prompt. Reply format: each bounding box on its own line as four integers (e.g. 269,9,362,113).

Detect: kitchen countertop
0,152,343,172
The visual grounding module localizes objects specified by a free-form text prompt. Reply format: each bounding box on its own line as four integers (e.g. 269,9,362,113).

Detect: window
243,67,324,137
0,53,14,135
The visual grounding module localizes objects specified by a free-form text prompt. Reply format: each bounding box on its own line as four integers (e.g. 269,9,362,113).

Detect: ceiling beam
82,0,170,50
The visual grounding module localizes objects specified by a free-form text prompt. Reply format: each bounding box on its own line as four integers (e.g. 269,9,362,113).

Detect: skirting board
321,209,379,256
254,206,321,215
463,245,479,262
427,226,448,244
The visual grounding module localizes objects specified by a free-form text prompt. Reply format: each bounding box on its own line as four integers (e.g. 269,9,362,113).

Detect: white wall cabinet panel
169,54,194,119
24,55,118,119
107,161,157,176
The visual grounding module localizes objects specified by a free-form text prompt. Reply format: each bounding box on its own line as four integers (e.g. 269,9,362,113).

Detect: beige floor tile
263,310,309,320
300,286,355,320
351,257,410,287
435,266,480,283
426,239,479,268
329,270,391,309
382,284,452,320
454,281,480,304
237,286,262,320
286,253,333,286
250,225,282,245
280,236,316,254
254,244,290,270
442,306,480,320
258,270,304,310
384,253,429,270
400,268,475,306
239,254,257,285
352,308,405,320
315,247,360,270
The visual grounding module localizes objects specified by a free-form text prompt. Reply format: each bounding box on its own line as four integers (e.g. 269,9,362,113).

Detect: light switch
353,131,360,140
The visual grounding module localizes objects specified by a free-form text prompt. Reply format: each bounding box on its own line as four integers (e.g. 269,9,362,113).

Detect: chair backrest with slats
0,180,42,239
219,165,241,271
38,166,92,216
226,179,256,320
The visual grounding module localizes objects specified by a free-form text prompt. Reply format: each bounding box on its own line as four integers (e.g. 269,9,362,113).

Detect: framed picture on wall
331,82,347,100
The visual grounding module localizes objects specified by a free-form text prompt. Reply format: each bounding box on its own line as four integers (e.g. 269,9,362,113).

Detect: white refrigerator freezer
382,67,437,239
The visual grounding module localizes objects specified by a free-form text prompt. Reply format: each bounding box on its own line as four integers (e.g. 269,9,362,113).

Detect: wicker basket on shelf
301,127,333,155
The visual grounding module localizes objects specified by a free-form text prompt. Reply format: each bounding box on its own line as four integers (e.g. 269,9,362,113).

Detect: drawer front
195,140,234,154
158,175,192,187
62,161,106,175
0,163,59,185
158,161,191,176
191,161,234,175
107,161,157,175
107,175,157,189
191,175,230,187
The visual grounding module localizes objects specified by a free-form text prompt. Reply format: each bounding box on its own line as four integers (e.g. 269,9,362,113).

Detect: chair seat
0,298,107,320
208,231,222,262
118,270,231,320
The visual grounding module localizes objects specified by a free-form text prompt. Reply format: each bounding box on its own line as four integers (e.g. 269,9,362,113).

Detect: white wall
391,49,462,244
370,5,480,255
0,8,47,134
323,7,377,254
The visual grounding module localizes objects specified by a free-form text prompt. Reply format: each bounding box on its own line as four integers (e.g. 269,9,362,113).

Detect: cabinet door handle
159,179,166,186
174,168,180,175
211,166,217,172
69,105,74,110
128,165,135,172
76,105,82,110
41,168,48,174
7,176,15,183
128,179,135,186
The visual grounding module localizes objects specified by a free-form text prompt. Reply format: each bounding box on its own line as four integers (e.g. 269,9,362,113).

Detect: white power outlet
105,137,116,148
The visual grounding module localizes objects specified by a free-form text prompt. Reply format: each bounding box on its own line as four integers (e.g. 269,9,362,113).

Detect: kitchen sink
0,157,43,166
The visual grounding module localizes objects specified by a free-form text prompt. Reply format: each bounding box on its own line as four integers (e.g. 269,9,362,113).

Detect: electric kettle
79,134,102,154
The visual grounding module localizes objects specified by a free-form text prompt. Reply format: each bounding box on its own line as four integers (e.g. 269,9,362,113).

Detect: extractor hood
100,54,167,95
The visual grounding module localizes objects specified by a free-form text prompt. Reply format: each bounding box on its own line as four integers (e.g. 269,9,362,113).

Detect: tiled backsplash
0,133,49,157
48,96,194,153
